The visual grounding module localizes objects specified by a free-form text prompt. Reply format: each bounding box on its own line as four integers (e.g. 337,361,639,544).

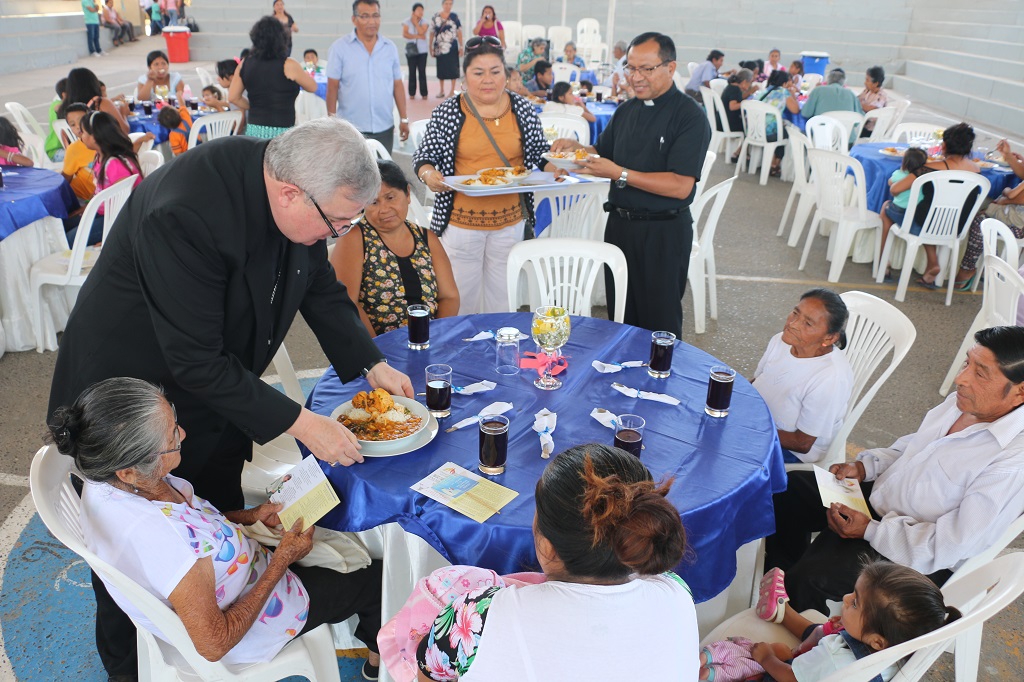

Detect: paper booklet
269,456,341,532
813,465,871,517
411,462,519,523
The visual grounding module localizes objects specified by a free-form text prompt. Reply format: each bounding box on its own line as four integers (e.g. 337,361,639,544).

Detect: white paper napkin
591,360,647,373
453,380,497,395
590,408,619,430
463,330,530,342
533,408,557,458
611,382,681,405
446,402,514,431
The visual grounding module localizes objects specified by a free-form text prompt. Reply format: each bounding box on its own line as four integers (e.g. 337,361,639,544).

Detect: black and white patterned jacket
413,92,551,236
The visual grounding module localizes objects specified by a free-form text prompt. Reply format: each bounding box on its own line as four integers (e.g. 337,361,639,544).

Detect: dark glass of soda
613,414,645,457
648,331,675,378
705,365,736,417
189,97,199,111
142,101,153,116
407,303,430,350
479,415,510,475
425,364,452,418
127,98,136,113
595,91,603,102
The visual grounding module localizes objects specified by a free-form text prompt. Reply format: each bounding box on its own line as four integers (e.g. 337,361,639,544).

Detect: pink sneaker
756,568,789,623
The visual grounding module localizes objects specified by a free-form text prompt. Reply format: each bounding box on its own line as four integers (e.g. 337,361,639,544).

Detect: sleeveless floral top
359,220,439,335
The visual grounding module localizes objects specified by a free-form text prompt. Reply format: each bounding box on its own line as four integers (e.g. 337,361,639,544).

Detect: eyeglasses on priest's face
465,35,502,52
624,61,671,79
303,190,356,239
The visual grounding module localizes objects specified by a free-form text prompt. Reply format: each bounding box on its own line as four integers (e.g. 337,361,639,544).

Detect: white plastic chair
538,111,590,146
875,171,990,305
701,552,1024,682
799,150,882,282
709,78,728,96
547,25,572,49
551,61,580,84
365,137,392,160
734,100,787,186
801,73,823,91
860,107,898,144
938,255,1024,396
138,149,164,176
30,174,138,352
700,86,743,162
691,150,717,208
805,115,848,153
822,110,864,149
687,61,699,77
533,182,607,240
5,101,46,140
129,131,154,153
53,118,78,149
18,130,60,170
575,17,600,45
29,445,342,682
502,20,522,54
578,41,606,67
971,217,1022,292
195,66,216,88
688,177,735,334
892,121,939,146
786,291,916,472
521,24,546,44
186,110,243,149
886,99,911,138
294,90,328,124
506,238,627,322
778,126,817,247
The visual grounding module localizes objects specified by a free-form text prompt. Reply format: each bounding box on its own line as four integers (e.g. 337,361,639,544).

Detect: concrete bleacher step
900,47,1024,84
908,19,1022,43
892,73,1022,133
0,12,120,75
904,60,1024,110
904,33,1024,64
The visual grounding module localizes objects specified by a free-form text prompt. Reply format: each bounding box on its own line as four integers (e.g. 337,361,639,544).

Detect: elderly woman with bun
753,289,854,464
48,377,384,678
413,443,698,681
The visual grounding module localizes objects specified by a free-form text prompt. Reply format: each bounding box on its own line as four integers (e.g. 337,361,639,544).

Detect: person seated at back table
330,159,459,337
556,40,586,69
754,69,802,177
857,65,888,137
765,325,1024,615
302,48,319,71
157,104,194,156
202,85,231,111
753,289,854,465
504,66,542,103
801,67,862,118
525,60,553,98
413,444,698,681
137,49,186,103
788,59,804,88
0,118,35,167
516,37,547,82
48,376,384,678
546,82,595,123
718,68,754,157
685,49,733,102
60,103,97,203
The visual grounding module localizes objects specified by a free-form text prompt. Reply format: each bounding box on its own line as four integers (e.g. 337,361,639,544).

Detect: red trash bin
163,26,191,63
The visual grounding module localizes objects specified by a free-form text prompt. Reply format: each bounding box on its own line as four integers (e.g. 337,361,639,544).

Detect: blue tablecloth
781,96,808,132
303,313,787,603
0,167,77,241
128,108,210,145
849,143,1019,213
588,100,617,143
315,73,328,101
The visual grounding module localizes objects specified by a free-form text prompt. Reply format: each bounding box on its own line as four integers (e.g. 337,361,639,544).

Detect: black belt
605,203,685,221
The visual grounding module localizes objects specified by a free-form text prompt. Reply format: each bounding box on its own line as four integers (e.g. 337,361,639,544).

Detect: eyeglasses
155,403,181,457
465,35,502,52
305,191,355,239
355,12,380,19
623,61,671,78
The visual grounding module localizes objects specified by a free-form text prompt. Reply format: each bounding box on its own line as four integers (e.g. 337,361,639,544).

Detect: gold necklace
484,96,511,126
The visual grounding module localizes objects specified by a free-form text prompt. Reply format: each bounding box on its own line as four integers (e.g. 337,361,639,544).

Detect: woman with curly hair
229,16,318,138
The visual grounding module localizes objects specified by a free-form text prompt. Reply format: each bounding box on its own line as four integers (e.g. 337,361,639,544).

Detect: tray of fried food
477,165,533,182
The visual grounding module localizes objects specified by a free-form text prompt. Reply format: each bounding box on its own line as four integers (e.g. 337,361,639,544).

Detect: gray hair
47,377,168,484
827,68,846,86
264,118,380,207
564,40,576,51
531,37,546,47
613,40,627,52
732,68,754,85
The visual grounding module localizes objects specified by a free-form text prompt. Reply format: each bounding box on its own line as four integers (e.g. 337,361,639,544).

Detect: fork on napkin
611,382,681,405
445,402,514,432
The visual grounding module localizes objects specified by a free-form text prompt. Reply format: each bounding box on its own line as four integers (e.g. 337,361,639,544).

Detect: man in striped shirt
765,325,1024,613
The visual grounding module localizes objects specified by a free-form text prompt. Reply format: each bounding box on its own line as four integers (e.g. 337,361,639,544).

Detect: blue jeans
166,9,178,25
86,23,100,54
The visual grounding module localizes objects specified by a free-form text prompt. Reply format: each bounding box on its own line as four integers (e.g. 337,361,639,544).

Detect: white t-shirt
462,574,699,681
137,71,182,99
753,332,855,463
792,633,896,682
80,475,309,664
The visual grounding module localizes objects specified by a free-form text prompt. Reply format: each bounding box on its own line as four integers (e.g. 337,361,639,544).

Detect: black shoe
107,676,138,682
361,660,379,681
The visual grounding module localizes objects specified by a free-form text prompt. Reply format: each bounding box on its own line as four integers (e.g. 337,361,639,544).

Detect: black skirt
436,45,460,80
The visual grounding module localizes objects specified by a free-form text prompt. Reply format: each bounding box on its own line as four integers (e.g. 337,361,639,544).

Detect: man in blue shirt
685,50,733,102
326,0,410,153
526,60,553,98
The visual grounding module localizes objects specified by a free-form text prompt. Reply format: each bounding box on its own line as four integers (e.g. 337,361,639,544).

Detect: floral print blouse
359,219,438,335
431,12,461,55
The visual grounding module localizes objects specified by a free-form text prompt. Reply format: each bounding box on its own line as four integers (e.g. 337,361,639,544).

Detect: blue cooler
800,51,830,77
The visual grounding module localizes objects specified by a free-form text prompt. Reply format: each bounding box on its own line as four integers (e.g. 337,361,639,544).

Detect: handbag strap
462,95,531,233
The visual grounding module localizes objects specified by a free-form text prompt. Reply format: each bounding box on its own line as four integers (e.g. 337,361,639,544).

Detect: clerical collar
641,85,679,106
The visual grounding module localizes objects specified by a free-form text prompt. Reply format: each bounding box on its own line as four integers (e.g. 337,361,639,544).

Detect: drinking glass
142,101,153,116
407,303,430,350
495,327,520,376
531,306,571,390
647,331,675,378
705,365,736,417
478,415,510,475
126,96,136,113
425,364,452,418
614,414,644,457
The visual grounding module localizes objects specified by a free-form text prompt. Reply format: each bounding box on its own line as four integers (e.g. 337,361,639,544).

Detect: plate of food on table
879,146,906,158
330,388,438,456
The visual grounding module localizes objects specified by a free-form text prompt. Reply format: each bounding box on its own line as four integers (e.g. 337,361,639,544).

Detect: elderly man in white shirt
765,325,1024,614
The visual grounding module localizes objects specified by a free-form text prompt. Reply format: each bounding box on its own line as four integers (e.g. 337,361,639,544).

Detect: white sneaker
92,52,102,58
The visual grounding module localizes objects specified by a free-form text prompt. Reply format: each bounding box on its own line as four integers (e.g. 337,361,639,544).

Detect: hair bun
47,406,81,455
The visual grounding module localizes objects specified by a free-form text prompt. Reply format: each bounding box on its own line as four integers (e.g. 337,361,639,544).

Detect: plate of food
543,149,597,170
448,175,514,191
330,389,434,456
478,166,533,182
976,160,999,169
879,146,906,158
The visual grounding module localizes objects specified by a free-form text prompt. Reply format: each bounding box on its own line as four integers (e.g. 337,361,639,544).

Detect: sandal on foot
882,269,895,284
915,276,940,290
954,273,976,291
756,567,789,623
769,166,782,178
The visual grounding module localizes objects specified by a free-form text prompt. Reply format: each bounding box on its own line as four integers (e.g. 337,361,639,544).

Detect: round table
588,100,617,143
128,107,208,145
849,143,1019,213
304,312,786,604
0,166,76,239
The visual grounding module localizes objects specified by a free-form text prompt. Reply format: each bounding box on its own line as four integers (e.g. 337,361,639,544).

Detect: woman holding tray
413,36,560,314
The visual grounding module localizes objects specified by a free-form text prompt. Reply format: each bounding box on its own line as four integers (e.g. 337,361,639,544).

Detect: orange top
167,106,194,157
450,98,524,231
62,140,97,202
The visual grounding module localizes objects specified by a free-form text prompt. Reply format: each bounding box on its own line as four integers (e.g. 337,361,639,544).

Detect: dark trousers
408,53,428,97
766,471,951,613
362,127,394,155
86,23,100,54
295,560,384,652
604,210,692,338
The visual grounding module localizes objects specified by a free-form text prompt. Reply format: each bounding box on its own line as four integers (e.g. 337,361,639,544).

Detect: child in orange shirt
61,103,97,202
157,104,193,156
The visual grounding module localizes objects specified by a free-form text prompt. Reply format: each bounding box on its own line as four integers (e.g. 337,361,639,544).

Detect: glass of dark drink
613,414,645,457
705,365,736,417
189,97,199,111
407,303,430,350
425,364,452,418
647,331,675,379
167,95,177,107
479,415,510,475
142,101,153,116
127,97,136,113
595,90,603,102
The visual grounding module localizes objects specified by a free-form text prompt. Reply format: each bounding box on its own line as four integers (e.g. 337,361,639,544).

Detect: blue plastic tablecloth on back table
0,167,77,241
849,143,1019,213
128,108,208,145
304,313,787,603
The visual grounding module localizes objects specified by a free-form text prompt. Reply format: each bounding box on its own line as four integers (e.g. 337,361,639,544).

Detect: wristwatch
400,118,409,123
360,358,388,378
615,169,629,189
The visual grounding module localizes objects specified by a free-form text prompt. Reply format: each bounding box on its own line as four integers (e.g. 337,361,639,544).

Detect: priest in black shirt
551,32,711,336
